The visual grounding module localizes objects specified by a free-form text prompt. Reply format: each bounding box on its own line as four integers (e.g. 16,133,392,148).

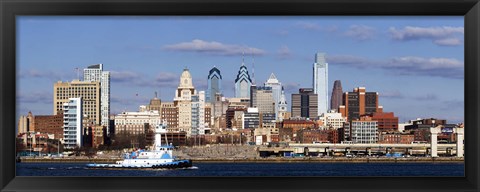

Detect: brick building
297,129,329,143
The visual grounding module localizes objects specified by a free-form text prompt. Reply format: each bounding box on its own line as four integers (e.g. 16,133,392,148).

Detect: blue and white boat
86,122,192,169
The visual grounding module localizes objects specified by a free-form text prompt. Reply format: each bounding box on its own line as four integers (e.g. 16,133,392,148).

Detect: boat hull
86,159,193,169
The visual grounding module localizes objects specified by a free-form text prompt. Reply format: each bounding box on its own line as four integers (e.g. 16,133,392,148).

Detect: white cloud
277,45,292,59
327,55,463,79
389,26,464,46
163,39,266,56
344,25,376,41
380,91,404,99
110,71,141,82
18,69,70,81
296,22,322,31
433,38,463,46
17,91,52,104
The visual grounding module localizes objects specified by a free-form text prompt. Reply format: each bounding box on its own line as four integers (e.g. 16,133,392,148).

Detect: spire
155,91,158,99
269,73,277,80
242,50,245,66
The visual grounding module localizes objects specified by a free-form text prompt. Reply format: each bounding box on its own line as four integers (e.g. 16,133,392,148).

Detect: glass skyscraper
235,62,252,98
313,52,328,117
264,73,282,120
206,67,222,103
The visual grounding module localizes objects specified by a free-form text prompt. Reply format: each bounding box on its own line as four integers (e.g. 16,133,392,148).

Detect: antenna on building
74,67,80,80
251,48,255,85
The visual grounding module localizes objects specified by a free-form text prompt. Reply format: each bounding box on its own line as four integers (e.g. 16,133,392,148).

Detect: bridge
258,127,464,158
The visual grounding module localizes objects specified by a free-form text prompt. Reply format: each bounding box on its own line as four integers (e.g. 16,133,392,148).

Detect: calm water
16,162,464,176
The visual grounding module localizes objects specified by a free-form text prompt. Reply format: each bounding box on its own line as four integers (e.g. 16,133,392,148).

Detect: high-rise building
291,88,318,119
264,73,282,120
330,80,343,112
83,64,110,134
206,67,222,103
278,88,288,122
174,68,196,136
339,87,382,121
63,98,83,149
234,58,253,98
313,52,328,117
250,85,275,114
191,91,206,136
54,80,101,126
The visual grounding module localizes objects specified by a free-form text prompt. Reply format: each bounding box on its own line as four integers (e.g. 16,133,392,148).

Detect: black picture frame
1,0,478,192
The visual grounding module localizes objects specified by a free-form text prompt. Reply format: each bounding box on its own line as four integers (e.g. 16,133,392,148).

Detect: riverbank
19,156,464,163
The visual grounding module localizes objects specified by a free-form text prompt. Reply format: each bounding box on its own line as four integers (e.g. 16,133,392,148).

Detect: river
16,162,464,176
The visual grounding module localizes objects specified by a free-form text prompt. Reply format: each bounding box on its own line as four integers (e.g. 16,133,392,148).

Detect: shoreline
19,157,464,164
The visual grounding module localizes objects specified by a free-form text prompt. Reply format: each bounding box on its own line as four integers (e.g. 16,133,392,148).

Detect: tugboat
86,121,192,169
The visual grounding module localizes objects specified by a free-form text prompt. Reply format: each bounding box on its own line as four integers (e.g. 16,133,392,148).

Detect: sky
17,16,464,124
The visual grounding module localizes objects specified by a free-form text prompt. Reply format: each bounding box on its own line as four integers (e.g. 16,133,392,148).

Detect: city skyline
17,16,464,123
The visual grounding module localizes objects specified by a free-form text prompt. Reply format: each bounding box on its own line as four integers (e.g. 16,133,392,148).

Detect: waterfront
16,162,464,176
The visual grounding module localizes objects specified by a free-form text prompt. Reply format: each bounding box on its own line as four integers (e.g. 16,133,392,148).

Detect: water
16,162,464,176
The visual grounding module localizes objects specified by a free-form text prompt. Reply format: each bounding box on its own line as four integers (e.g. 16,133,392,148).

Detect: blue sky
17,16,464,123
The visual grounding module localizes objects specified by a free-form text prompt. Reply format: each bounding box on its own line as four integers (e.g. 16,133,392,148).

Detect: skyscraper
54,80,101,126
264,73,282,120
206,67,222,103
83,64,110,134
234,57,253,98
63,97,83,149
313,52,328,117
191,91,206,136
330,80,343,112
250,85,275,114
339,87,382,121
174,68,196,136
291,88,318,119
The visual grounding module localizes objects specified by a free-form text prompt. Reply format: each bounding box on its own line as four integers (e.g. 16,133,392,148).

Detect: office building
330,80,343,111
291,88,318,119
54,80,101,126
318,111,347,130
114,110,162,135
313,52,328,117
226,106,246,129
370,112,399,132
191,91,206,136
250,85,275,114
234,58,253,98
206,67,222,103
351,116,378,144
243,108,260,129
264,73,282,120
63,98,83,149
160,102,178,132
83,64,110,134
174,68,196,135
339,87,382,121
